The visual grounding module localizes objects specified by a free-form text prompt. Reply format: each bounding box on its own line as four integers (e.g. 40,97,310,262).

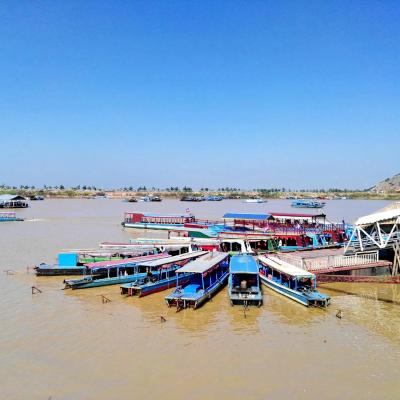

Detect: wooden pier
277,248,394,282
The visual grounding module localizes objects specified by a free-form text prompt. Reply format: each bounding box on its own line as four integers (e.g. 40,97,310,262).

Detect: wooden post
101,295,111,303
392,243,400,276
31,286,42,294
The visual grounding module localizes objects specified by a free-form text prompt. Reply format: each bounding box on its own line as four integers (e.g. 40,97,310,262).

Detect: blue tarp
223,212,271,220
229,255,259,274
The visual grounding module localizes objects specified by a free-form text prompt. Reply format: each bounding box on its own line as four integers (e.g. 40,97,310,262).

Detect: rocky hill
371,173,400,193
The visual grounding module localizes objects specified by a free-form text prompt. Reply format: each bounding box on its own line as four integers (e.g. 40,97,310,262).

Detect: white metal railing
277,251,379,272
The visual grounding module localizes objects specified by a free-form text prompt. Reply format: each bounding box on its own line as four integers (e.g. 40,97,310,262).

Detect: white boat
242,199,267,203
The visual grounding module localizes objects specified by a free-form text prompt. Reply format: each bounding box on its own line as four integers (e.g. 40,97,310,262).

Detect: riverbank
1,188,399,201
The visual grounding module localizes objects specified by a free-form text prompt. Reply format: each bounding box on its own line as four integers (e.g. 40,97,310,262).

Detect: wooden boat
120,251,208,297
242,198,267,203
63,253,168,289
0,212,24,222
180,196,204,202
64,252,206,289
140,196,162,202
165,252,230,310
258,255,330,307
228,255,262,306
291,199,325,208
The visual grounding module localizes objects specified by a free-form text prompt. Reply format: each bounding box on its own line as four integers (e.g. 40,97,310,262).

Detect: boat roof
84,253,169,269
230,255,259,274
125,212,192,218
140,251,208,267
355,207,400,226
258,255,315,278
176,252,229,274
270,212,326,219
223,213,272,220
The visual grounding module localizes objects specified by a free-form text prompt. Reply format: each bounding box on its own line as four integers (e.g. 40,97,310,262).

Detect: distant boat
0,212,24,222
228,255,262,306
165,252,229,310
291,199,325,208
258,255,330,307
140,196,162,202
180,196,204,201
205,196,223,201
242,198,267,203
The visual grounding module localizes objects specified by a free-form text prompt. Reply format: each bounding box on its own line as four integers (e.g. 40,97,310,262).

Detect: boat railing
277,251,379,272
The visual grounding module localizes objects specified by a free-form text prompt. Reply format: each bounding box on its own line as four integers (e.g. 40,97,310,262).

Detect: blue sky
1,1,399,189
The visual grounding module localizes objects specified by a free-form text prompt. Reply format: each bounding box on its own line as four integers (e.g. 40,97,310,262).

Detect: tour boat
63,253,169,289
120,251,208,297
258,255,330,307
0,212,24,222
35,247,159,276
228,255,262,306
291,199,325,208
64,252,206,290
165,252,230,310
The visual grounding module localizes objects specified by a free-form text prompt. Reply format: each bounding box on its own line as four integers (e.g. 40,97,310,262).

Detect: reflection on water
1,199,400,399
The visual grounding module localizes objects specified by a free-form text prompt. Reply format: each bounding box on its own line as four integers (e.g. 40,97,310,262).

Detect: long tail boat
0,212,24,222
228,255,262,306
120,251,208,297
64,252,206,290
165,252,230,310
258,255,330,307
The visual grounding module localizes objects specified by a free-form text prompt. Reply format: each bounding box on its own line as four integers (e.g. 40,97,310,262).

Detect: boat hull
259,273,330,307
64,272,150,289
165,272,228,309
35,266,86,276
121,276,191,297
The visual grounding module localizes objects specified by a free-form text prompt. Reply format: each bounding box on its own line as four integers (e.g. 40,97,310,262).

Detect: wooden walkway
310,260,392,275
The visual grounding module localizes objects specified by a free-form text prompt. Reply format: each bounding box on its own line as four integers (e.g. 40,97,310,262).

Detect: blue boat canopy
230,255,259,274
223,213,272,220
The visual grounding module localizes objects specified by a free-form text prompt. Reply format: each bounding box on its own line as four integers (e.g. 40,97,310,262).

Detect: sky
1,0,399,189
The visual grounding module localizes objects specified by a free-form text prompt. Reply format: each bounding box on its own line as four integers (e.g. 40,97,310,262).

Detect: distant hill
371,173,400,193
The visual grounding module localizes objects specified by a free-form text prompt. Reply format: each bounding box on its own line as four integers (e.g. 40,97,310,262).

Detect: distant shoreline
1,189,399,201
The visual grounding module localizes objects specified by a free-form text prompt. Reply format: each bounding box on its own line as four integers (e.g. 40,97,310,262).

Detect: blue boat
258,255,330,307
120,251,208,297
228,255,262,306
63,253,172,289
0,212,24,222
165,252,230,310
291,199,325,208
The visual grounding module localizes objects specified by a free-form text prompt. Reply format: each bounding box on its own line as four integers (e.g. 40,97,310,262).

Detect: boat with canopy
258,255,330,307
228,255,262,306
120,251,208,297
165,252,229,310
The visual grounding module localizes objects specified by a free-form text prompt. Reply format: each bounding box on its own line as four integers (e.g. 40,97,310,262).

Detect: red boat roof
269,212,326,218
84,253,169,268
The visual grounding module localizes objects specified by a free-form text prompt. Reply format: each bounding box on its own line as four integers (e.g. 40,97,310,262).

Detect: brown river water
1,199,399,399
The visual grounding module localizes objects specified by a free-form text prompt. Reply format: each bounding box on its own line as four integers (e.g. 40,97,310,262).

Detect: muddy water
1,199,399,400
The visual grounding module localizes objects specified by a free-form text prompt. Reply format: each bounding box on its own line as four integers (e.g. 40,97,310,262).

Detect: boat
242,198,267,203
205,195,223,201
165,252,230,310
258,255,330,307
64,252,207,290
228,255,262,306
0,212,24,222
120,251,208,297
36,248,160,276
180,196,204,201
291,199,325,208
63,253,171,289
140,195,162,202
